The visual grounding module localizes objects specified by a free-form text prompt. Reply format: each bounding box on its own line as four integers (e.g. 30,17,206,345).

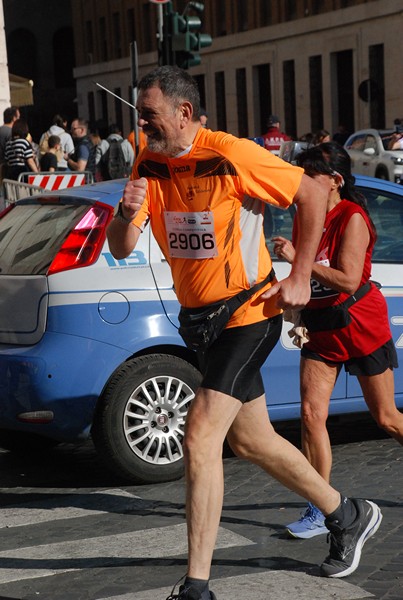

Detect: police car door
148,229,181,328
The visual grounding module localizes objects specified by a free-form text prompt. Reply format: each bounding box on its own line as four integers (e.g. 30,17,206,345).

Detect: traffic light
157,2,213,69
158,2,212,69
170,12,212,69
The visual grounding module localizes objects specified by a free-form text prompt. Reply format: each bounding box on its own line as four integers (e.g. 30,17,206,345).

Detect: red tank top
295,200,392,361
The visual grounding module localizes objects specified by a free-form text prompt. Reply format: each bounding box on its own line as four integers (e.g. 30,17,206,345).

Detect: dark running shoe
166,583,217,600
321,499,382,578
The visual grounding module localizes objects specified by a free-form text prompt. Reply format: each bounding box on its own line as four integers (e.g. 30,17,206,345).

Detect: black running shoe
321,498,382,578
166,583,217,600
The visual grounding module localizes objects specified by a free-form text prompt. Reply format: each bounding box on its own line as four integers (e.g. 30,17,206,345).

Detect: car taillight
48,203,113,275
0,204,15,219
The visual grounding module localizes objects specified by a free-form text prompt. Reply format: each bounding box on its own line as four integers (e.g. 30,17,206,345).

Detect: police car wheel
92,353,202,484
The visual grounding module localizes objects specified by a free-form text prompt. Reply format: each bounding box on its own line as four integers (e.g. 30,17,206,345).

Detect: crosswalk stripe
0,489,373,599
0,523,254,584
0,489,141,529
97,571,373,600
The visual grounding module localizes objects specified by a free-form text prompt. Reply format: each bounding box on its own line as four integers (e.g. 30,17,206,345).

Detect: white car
344,128,403,183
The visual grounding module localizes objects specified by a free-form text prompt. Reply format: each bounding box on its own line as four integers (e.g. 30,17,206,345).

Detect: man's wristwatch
114,202,133,224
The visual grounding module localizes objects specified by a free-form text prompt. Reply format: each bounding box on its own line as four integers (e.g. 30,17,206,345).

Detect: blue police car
0,175,401,483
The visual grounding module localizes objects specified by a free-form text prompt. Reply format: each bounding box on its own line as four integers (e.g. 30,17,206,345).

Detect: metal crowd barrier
2,171,94,206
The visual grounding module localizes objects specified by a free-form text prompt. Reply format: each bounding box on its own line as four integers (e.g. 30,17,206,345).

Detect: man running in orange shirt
107,66,382,600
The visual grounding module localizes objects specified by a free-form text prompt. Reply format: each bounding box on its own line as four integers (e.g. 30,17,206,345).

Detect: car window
381,134,392,151
264,188,402,264
264,204,296,257
0,199,90,275
365,135,377,151
278,141,307,165
359,186,403,263
346,134,366,152
380,132,396,151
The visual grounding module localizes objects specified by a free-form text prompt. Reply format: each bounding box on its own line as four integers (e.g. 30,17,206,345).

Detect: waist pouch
178,269,275,352
301,281,372,333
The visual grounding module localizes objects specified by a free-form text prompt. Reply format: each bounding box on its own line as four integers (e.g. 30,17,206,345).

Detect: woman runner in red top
273,142,403,540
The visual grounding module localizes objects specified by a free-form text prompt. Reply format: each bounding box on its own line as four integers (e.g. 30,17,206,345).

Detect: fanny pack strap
342,281,371,309
225,268,276,317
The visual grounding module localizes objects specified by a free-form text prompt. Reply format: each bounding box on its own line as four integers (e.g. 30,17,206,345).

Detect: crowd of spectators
0,107,137,183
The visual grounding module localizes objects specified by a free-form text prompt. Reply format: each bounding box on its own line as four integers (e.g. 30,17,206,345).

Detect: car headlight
391,156,403,165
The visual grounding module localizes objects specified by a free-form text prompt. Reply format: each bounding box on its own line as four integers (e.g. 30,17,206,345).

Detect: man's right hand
107,178,147,259
121,177,148,221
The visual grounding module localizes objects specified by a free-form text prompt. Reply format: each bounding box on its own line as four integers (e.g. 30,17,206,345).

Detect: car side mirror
363,147,376,156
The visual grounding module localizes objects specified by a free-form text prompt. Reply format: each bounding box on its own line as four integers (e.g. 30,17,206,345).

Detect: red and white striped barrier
27,173,88,190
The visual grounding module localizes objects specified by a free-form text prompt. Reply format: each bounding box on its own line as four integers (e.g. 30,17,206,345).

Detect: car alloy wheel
92,353,202,483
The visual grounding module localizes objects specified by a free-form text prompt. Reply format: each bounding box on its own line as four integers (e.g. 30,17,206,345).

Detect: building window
255,63,272,134
369,44,385,128
141,3,153,52
309,55,323,132
215,71,227,132
97,89,108,125
312,0,325,14
7,29,37,80
284,0,297,21
236,68,248,137
88,91,95,128
113,13,122,59
260,0,272,26
332,49,354,136
194,74,206,113
99,17,107,62
283,60,297,138
114,87,123,133
128,86,135,132
85,21,94,60
215,1,227,36
236,0,248,32
127,8,135,43
53,27,74,88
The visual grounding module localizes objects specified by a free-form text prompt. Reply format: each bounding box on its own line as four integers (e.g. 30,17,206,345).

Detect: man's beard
146,132,179,156
146,135,169,154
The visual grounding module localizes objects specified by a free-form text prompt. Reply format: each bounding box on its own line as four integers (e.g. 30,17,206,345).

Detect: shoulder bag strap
342,281,372,309
226,268,276,316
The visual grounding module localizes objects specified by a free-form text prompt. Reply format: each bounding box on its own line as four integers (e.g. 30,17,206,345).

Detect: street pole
150,0,172,65
130,41,139,153
157,3,164,51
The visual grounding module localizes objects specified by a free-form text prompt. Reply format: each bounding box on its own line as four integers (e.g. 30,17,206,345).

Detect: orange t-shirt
132,128,303,326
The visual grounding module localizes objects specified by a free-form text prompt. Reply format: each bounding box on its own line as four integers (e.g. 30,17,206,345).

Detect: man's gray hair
138,65,201,121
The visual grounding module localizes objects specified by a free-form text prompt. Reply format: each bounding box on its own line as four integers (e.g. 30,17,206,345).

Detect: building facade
0,0,10,117
3,0,75,140
71,0,402,141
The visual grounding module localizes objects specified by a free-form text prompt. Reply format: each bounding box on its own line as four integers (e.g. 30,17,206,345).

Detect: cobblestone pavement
0,414,401,600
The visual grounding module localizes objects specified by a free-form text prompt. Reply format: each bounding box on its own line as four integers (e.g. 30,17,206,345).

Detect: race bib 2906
164,211,218,259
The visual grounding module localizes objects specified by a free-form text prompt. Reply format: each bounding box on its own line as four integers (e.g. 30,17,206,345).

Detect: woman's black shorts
301,338,398,376
199,314,282,403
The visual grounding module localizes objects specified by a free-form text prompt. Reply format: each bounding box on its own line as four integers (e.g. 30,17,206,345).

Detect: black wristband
114,202,133,224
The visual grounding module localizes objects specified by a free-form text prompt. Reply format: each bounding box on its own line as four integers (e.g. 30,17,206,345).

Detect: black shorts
199,314,282,403
301,338,398,376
